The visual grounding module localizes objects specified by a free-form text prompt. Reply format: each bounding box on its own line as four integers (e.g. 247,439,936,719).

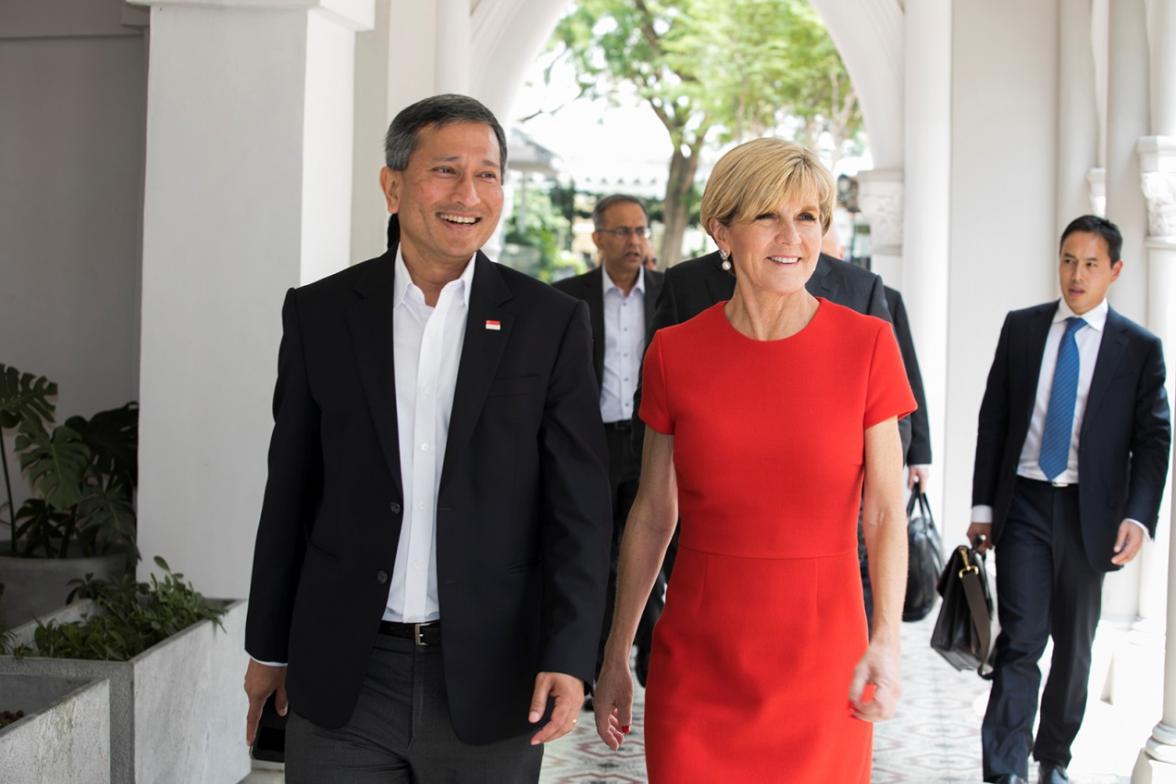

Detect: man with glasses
554,194,664,692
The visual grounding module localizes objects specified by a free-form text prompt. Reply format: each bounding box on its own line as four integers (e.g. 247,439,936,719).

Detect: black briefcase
929,544,994,678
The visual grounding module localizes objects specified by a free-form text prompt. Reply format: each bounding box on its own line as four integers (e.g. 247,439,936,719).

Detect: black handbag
929,544,995,678
902,487,944,622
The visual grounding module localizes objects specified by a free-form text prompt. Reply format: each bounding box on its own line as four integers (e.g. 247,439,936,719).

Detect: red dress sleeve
864,321,917,429
639,332,674,434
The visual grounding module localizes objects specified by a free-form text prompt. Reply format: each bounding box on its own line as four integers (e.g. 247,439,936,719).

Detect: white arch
470,0,906,169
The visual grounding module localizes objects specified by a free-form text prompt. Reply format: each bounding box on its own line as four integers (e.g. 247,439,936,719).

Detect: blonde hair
699,138,835,235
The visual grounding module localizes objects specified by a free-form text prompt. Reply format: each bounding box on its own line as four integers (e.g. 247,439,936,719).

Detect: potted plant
0,558,248,783
0,363,137,626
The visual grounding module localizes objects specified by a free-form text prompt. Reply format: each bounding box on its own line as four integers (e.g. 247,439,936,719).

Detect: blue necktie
1039,316,1086,480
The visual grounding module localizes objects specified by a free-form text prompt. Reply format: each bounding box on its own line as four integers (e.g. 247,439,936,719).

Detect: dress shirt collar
393,246,476,309
602,265,645,298
1053,296,1108,332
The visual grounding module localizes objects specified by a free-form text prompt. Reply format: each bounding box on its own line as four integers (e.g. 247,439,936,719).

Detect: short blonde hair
699,138,835,235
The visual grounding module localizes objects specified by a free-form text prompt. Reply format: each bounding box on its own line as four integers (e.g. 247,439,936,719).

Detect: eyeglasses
595,225,652,239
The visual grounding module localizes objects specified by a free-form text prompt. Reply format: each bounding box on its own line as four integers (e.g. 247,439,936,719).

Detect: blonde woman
592,139,913,781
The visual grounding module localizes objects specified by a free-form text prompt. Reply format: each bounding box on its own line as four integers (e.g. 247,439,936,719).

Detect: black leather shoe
1039,762,1070,783
990,776,1027,784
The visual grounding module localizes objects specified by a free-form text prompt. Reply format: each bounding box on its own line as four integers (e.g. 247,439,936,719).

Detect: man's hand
592,657,635,751
966,522,993,554
849,639,901,722
1111,521,1145,566
907,465,930,491
244,659,288,746
528,672,584,746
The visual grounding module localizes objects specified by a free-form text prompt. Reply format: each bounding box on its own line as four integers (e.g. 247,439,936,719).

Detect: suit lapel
702,252,736,303
1081,307,1129,436
805,254,837,301
643,270,662,336
440,252,514,491
1017,303,1057,424
586,268,605,384
347,254,403,494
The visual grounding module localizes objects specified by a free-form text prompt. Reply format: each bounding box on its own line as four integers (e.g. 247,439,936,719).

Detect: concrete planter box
0,546,127,629
0,672,111,783
0,599,250,783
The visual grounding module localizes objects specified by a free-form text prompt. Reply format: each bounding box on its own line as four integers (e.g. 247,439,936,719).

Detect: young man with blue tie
968,215,1171,784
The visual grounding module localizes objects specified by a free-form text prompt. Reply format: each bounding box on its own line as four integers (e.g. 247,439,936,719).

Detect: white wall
0,1,146,511
943,0,1061,548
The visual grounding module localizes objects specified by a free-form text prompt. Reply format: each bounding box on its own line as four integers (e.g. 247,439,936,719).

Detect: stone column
130,0,373,598
435,0,470,94
1057,0,1099,226
900,0,951,525
856,169,904,287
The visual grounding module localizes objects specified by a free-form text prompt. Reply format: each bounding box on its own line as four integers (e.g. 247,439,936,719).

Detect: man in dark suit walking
968,215,1170,784
884,285,933,489
242,94,611,782
553,194,664,688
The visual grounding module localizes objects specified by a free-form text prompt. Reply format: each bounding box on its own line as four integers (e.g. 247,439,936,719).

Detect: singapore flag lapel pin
484,319,501,332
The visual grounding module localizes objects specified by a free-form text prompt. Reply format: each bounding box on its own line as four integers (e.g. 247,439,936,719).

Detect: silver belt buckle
413,623,429,647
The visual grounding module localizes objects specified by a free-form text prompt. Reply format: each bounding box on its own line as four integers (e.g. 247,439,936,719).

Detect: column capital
127,0,374,30
857,169,904,256
1137,136,1176,240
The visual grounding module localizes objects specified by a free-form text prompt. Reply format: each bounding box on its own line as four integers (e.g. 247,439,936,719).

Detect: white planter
0,599,250,784
0,673,111,784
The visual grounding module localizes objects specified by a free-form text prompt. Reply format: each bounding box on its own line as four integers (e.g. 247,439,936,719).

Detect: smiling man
242,94,611,783
968,215,1171,784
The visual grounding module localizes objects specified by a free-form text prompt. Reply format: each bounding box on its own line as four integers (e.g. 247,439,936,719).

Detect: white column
1057,0,1099,226
131,0,373,598
900,0,951,525
856,169,904,288
435,0,470,94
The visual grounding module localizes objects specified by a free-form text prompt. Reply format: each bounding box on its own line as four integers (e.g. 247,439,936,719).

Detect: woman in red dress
592,139,914,781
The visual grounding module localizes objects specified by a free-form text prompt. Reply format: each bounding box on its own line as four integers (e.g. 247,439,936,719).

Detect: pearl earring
719,248,732,272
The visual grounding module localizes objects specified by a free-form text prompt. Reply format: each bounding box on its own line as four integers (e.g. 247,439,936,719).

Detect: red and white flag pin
484,319,501,331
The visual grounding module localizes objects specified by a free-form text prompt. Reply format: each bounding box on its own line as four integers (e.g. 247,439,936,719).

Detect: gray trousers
285,634,543,783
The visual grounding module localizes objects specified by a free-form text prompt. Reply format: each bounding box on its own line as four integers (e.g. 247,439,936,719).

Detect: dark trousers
982,478,1104,781
285,634,542,783
598,421,664,686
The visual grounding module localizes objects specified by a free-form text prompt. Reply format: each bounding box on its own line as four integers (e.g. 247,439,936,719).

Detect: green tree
548,0,861,265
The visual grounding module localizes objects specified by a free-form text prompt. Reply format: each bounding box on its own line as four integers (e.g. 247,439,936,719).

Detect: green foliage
0,364,138,559
504,185,586,282
2,557,224,662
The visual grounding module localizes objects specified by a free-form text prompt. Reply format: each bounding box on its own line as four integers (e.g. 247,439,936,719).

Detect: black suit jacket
552,266,664,388
245,226,611,743
971,301,1170,571
885,286,932,465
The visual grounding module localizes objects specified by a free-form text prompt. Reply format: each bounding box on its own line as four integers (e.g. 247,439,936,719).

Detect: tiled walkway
245,615,1149,783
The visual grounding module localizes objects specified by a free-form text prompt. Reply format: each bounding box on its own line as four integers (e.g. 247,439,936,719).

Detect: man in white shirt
242,94,611,782
553,195,664,689
968,215,1170,784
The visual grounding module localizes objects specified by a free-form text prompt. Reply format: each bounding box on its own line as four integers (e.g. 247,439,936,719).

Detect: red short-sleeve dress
639,299,915,782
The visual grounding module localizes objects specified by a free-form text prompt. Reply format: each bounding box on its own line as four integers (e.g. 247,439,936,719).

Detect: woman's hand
593,654,635,750
849,639,901,722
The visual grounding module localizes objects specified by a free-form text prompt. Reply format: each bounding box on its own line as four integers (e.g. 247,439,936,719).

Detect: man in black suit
968,215,1170,784
884,285,933,488
242,94,611,782
553,194,664,688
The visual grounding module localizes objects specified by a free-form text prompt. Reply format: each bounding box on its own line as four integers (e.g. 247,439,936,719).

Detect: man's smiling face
381,120,504,271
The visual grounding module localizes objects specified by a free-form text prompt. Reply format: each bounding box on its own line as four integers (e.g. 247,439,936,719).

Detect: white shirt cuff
249,654,288,667
971,505,993,523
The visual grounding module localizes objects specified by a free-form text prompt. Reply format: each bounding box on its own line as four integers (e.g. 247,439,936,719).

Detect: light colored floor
243,615,1148,783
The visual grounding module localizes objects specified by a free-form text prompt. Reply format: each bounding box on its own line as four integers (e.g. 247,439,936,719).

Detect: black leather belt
1019,476,1077,491
379,620,441,647
603,420,632,432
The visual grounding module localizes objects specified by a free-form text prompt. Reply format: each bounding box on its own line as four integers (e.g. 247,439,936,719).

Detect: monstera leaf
0,365,56,432
11,499,72,557
15,423,90,512
67,402,138,488
75,474,137,557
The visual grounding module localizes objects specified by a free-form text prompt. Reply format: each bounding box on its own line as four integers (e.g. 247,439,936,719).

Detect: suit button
376,570,389,584
389,502,402,514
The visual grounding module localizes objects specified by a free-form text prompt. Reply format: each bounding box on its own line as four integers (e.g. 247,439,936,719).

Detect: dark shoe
635,648,650,688
1038,762,1070,783
989,776,1027,784
582,695,593,713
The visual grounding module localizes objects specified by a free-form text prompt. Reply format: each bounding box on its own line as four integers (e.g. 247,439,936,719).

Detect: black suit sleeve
245,288,323,662
1125,335,1171,536
866,274,891,322
890,294,932,464
972,313,1014,509
537,300,612,680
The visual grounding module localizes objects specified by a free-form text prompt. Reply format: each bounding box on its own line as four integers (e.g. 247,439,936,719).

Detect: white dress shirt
386,248,474,622
599,267,645,423
972,298,1145,534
